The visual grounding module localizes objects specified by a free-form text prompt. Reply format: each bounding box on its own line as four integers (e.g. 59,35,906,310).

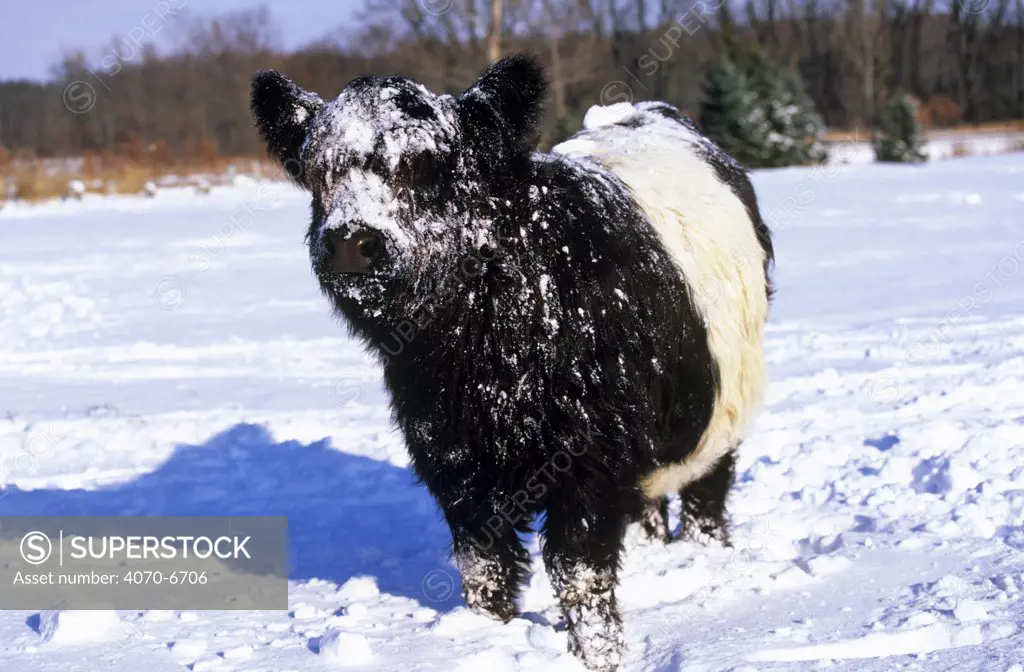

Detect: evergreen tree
873,94,928,163
550,112,583,147
699,48,826,168
698,59,765,164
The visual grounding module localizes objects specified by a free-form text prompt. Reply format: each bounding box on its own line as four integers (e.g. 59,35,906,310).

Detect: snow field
0,153,1021,670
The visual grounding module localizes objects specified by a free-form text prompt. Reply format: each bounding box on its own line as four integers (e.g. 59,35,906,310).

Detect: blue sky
0,0,362,81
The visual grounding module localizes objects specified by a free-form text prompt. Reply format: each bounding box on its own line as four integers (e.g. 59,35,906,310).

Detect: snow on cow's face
299,77,461,279
250,55,547,311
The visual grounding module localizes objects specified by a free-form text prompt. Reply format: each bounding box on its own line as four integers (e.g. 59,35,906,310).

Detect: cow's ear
251,70,324,187
457,53,547,156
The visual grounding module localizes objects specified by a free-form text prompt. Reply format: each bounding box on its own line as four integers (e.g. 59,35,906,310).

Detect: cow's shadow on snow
0,423,463,612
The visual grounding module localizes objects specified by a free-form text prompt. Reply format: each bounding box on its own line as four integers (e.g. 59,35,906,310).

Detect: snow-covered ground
1,153,1022,671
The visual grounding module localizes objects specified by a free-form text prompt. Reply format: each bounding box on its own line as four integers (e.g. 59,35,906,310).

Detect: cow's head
250,55,546,317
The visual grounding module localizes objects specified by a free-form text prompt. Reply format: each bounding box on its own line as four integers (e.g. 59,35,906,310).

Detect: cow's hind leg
679,447,737,547
638,496,671,543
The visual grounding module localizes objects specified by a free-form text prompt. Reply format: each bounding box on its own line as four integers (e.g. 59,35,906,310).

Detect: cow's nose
325,230,383,274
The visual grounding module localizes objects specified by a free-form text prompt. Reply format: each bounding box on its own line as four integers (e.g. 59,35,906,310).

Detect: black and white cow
251,54,773,671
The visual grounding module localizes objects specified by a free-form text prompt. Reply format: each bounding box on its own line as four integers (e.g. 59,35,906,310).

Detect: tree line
0,0,1021,162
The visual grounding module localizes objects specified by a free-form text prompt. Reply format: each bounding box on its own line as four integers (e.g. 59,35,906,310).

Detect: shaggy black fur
251,53,767,671
679,449,738,546
250,69,324,185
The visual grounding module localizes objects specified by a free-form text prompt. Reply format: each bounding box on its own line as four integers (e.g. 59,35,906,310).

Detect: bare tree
2,0,1022,160
489,0,505,60
1018,0,1024,112
833,0,891,125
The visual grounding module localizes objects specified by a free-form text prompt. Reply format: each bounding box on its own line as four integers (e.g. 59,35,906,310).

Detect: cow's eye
396,151,435,189
364,152,389,178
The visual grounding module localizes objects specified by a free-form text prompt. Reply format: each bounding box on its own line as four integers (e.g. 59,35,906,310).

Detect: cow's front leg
445,503,531,622
543,499,628,671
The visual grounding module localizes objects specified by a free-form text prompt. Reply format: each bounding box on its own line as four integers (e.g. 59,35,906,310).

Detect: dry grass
1,155,275,204
0,134,281,205
110,164,158,196
824,120,1024,143
950,141,971,157
11,169,76,201
2,120,1021,206
2,164,146,202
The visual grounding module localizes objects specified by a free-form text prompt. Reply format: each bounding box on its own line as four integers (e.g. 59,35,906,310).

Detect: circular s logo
600,81,634,106
153,276,185,309
21,531,52,565
868,373,903,407
331,375,364,406
421,569,455,602
63,81,97,114
420,0,456,16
